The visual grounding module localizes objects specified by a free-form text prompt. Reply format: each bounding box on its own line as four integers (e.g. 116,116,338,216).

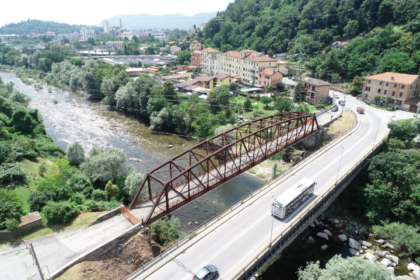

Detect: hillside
202,0,420,78
107,12,217,30
0,19,85,35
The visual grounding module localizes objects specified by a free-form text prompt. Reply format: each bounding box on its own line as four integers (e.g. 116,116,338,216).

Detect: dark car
338,100,345,106
331,106,339,112
193,265,219,280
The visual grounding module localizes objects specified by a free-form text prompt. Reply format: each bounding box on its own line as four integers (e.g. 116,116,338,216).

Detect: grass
232,95,278,117
367,103,394,111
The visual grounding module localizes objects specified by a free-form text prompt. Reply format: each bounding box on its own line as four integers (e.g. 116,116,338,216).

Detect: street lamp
335,146,344,186
270,195,276,247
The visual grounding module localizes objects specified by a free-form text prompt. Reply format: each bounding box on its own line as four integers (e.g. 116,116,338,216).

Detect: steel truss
129,112,319,225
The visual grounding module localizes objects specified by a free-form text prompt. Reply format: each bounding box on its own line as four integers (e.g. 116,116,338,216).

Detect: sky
0,0,231,27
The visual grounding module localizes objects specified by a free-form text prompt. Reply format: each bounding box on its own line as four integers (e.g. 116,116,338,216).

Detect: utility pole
29,243,44,280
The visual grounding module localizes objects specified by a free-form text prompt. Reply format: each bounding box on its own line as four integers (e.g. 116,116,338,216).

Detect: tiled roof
19,212,42,227
213,74,231,80
260,68,281,76
201,48,220,53
171,45,180,49
244,53,276,62
192,50,201,54
276,60,288,65
301,77,331,86
240,49,257,53
366,72,419,84
220,51,241,58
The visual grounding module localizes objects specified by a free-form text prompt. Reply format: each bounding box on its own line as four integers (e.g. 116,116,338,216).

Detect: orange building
258,68,283,87
191,50,201,67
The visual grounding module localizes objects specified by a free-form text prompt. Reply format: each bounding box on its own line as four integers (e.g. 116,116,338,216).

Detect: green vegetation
150,217,181,245
0,19,85,35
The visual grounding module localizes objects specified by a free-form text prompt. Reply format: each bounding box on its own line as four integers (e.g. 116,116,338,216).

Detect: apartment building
363,72,420,112
106,41,124,50
170,46,181,55
301,77,331,105
201,48,220,74
258,68,283,86
191,50,201,67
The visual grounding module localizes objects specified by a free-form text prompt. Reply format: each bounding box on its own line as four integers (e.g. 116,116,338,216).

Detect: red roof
19,212,42,227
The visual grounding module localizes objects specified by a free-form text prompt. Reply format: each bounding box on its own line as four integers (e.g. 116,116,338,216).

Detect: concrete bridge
125,93,391,280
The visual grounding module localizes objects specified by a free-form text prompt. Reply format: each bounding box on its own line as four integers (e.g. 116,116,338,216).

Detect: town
0,1,420,280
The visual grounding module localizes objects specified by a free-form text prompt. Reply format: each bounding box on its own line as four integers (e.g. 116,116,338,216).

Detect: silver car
193,265,219,280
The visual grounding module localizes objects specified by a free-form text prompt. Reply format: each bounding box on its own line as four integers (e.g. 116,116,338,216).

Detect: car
338,100,345,106
334,95,340,99
193,265,219,280
331,106,339,112
357,107,365,114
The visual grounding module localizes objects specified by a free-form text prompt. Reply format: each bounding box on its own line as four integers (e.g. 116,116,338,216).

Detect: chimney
391,77,394,81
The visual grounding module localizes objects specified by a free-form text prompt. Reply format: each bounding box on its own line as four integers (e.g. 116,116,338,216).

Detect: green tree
66,141,85,167
101,77,115,105
104,181,119,200
388,120,416,138
38,163,47,177
43,201,79,224
124,172,147,200
229,83,237,91
244,98,252,111
343,20,359,37
293,82,305,103
261,96,273,108
374,95,381,105
150,217,181,245
275,97,294,113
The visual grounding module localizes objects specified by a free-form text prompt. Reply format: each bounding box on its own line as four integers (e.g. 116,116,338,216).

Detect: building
200,23,207,31
276,60,289,75
201,48,221,74
301,77,331,105
46,31,55,37
331,41,348,50
214,74,234,86
258,68,283,87
362,72,420,112
189,28,197,37
106,41,124,50
80,27,101,40
103,19,110,34
190,40,202,51
126,68,145,77
170,45,181,55
191,50,201,67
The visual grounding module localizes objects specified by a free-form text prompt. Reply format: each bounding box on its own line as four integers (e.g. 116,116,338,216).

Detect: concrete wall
0,220,43,241
89,207,121,226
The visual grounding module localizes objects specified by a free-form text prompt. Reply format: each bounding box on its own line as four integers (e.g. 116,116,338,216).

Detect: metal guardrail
232,140,386,280
125,109,360,280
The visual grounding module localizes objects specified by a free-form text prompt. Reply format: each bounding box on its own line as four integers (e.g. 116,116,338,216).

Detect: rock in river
317,232,329,241
338,234,347,242
349,238,361,250
375,239,385,244
324,229,332,237
349,248,359,256
386,255,399,265
321,245,328,251
408,263,420,271
387,267,395,274
307,236,316,244
364,253,377,263
380,258,391,267
362,241,372,247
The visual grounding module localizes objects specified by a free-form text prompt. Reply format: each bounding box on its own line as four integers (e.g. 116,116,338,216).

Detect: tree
124,172,147,200
351,76,363,94
150,217,181,245
264,85,276,93
10,90,31,104
388,120,416,138
293,82,305,103
374,95,381,105
66,141,85,166
81,147,134,184
343,20,359,37
244,98,252,111
275,97,294,113
294,103,311,113
104,181,119,200
388,138,405,151
43,201,79,224
176,51,191,65
298,255,396,280
101,77,115,105
92,189,107,201
0,189,23,230
229,83,237,91
261,96,273,108
38,163,47,176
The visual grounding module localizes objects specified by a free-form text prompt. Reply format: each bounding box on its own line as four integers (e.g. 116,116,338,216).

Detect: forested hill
0,19,85,34
202,0,420,77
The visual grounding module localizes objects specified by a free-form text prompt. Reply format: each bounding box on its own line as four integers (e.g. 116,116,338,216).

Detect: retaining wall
89,207,121,226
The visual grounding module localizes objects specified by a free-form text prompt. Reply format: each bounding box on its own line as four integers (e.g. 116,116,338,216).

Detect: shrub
372,223,420,255
29,191,55,212
66,141,85,166
70,173,92,191
315,104,326,110
104,181,119,200
92,189,107,201
4,218,20,230
38,163,47,176
82,187,94,199
364,100,371,105
72,193,84,205
0,201,23,230
150,217,181,245
43,201,79,224
124,172,147,201
0,163,28,183
53,187,71,201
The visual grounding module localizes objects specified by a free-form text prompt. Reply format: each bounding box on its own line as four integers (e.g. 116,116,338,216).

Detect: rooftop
365,72,420,84
259,68,281,76
301,77,331,86
19,212,42,227
201,47,220,53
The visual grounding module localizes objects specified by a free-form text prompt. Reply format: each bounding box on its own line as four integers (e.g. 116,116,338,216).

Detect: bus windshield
273,201,283,209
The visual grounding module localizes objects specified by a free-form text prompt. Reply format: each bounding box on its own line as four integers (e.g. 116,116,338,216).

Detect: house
190,40,202,51
126,68,145,77
331,41,348,50
201,48,221,74
362,72,420,112
200,23,207,31
276,61,289,75
258,68,283,87
45,31,55,37
173,65,189,71
170,45,181,55
213,74,234,86
106,41,124,50
300,77,331,105
191,50,201,67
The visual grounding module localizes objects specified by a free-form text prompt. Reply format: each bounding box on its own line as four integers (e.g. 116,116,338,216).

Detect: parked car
331,106,339,112
193,265,219,280
356,107,365,114
338,100,345,106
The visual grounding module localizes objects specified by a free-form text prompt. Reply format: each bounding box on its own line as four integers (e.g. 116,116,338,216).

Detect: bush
54,187,71,201
72,193,84,204
0,201,23,230
364,100,371,105
0,163,28,183
315,104,326,110
29,191,55,212
92,189,107,201
38,163,47,176
104,181,119,200
43,201,79,224
82,187,94,199
150,217,181,245
70,173,92,192
372,223,420,255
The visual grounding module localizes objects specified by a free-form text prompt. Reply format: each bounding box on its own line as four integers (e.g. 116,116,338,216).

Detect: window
394,84,397,88
402,85,405,89
311,93,315,99
384,90,387,95
379,82,382,85
400,92,403,97
366,87,371,91
378,89,381,93
312,86,315,91
386,83,389,86
392,91,396,96
396,100,402,105
365,94,368,98
368,80,371,84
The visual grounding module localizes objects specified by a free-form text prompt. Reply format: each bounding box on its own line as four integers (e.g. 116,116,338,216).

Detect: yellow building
190,40,202,51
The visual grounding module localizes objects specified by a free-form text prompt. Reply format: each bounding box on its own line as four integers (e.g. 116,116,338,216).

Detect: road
144,92,414,280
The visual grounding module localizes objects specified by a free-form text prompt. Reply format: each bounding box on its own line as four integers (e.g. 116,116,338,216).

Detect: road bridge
125,93,391,280
128,112,319,225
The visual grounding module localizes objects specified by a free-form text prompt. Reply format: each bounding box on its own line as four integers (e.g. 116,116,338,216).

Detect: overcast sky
0,0,230,27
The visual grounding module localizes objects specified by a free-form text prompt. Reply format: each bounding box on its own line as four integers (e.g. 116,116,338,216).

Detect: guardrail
124,109,360,280
232,140,385,280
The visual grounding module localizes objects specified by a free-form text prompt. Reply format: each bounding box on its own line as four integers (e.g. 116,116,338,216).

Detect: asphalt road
145,93,414,280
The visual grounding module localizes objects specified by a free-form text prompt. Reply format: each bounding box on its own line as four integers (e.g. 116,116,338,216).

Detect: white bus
272,178,316,219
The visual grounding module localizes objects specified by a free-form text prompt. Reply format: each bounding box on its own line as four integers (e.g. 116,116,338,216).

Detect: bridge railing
124,109,360,280
231,140,386,280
